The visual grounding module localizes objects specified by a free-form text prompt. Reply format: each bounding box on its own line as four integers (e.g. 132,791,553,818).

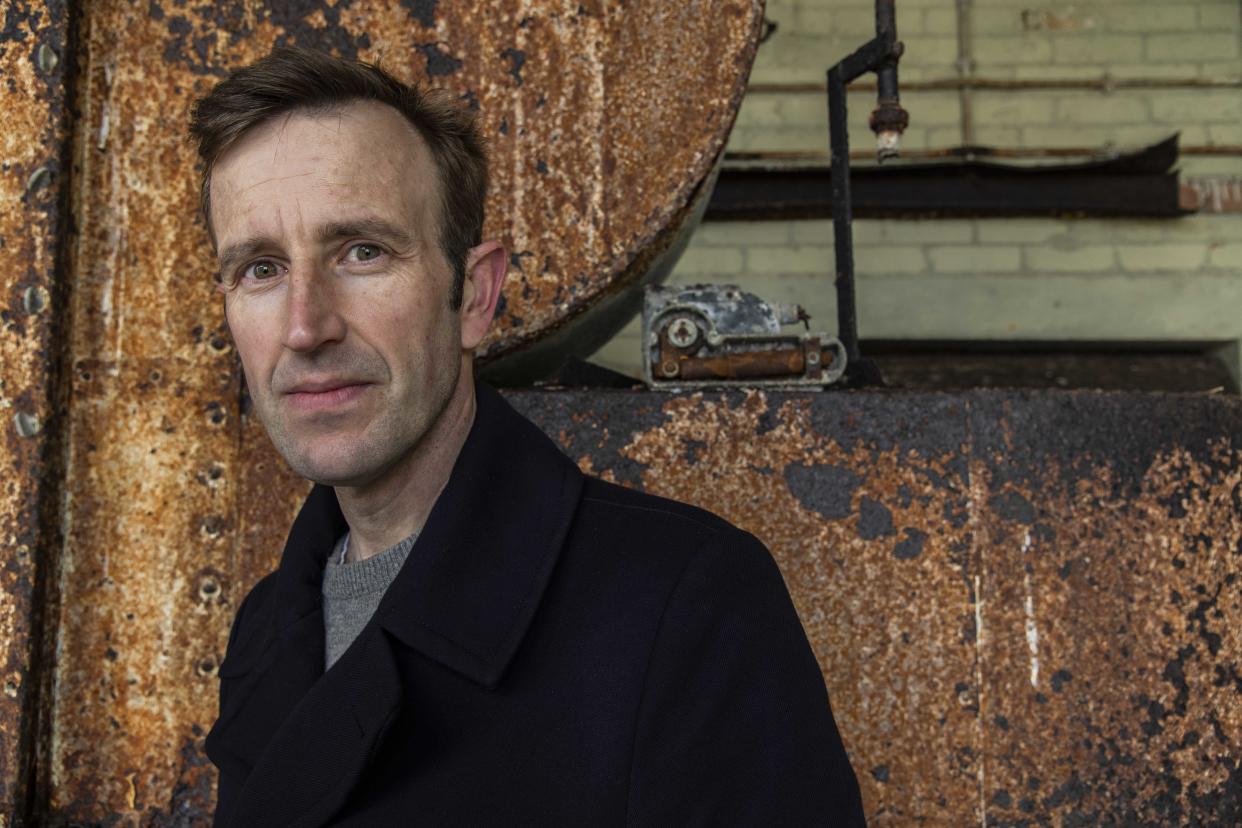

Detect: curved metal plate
41,0,762,822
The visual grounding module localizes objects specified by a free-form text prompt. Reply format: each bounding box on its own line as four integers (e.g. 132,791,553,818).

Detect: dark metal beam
707,136,1188,220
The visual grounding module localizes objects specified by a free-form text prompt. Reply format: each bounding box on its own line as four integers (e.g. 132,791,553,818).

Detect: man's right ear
459,240,508,351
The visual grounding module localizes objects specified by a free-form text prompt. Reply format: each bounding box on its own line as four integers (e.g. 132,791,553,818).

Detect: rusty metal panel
509,389,1242,825
970,395,1242,825
0,0,71,822
40,1,762,823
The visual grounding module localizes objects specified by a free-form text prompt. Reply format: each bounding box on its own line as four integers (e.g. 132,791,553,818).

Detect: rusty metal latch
642,285,847,390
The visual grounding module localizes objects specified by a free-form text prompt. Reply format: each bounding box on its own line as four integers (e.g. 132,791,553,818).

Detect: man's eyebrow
319,218,418,248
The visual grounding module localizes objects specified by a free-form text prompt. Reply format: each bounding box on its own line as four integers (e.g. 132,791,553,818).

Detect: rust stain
616,392,980,824
0,0,70,820
511,390,1242,825
976,443,1242,824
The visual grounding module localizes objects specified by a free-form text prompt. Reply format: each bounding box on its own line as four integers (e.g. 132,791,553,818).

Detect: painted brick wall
591,0,1242,382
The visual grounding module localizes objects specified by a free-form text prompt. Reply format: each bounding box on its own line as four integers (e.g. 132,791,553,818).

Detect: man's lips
282,381,372,411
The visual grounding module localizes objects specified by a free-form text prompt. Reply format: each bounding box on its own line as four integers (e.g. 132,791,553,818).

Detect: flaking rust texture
0,0,70,822
47,1,760,823
509,389,1242,825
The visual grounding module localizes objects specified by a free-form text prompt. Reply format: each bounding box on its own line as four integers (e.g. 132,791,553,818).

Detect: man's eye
348,243,383,262
244,260,281,280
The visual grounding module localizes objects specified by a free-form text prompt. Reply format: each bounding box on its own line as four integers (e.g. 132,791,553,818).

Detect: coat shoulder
573,476,777,580
578,475,741,541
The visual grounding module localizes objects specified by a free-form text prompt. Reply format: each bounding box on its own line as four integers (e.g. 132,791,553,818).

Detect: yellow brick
673,246,745,276
1117,245,1208,272
974,36,1054,67
1150,90,1242,125
796,7,877,36
969,126,1021,146
695,222,792,247
973,94,1056,126
855,246,929,275
748,246,832,275
971,8,1027,36
899,34,960,70
1198,4,1242,31
1147,33,1239,62
1098,6,1197,33
928,126,964,146
1055,94,1150,125
1018,125,1114,148
1209,244,1242,269
1053,34,1144,65
928,245,1022,273
977,220,1072,244
903,92,963,127
1209,124,1242,144
856,219,974,244
923,8,957,35
791,220,837,246
1025,245,1116,272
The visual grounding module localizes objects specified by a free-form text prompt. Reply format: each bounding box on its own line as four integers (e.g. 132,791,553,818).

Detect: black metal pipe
827,67,860,370
875,0,899,100
825,0,907,385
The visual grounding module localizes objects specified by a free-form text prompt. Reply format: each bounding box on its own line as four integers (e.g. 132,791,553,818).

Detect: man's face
211,101,464,486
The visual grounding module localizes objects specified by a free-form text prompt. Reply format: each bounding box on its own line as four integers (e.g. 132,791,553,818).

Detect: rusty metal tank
1,0,764,823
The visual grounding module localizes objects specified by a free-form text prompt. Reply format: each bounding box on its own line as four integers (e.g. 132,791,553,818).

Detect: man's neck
333,364,477,562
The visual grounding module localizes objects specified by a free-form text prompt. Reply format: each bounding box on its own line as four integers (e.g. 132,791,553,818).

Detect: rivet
26,166,52,193
660,360,680,378
36,43,59,74
14,411,40,438
196,658,218,677
23,285,48,315
806,351,820,366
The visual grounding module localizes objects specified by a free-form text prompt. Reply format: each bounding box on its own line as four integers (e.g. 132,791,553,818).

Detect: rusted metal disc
24,1,763,822
165,0,764,377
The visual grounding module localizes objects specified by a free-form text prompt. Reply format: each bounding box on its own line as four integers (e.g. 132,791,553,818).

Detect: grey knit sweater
321,531,418,669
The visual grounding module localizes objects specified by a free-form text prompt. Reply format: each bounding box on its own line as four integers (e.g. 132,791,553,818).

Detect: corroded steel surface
43,1,761,822
510,389,1242,825
0,0,70,822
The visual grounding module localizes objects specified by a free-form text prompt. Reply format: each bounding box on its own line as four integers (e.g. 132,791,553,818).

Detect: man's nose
282,265,347,353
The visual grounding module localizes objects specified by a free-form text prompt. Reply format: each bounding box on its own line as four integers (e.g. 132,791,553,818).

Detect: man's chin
277,439,388,488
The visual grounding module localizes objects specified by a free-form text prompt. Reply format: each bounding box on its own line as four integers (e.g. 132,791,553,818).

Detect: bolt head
14,411,40,438
667,317,699,349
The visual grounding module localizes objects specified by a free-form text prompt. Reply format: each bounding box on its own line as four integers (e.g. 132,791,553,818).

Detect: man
193,47,864,826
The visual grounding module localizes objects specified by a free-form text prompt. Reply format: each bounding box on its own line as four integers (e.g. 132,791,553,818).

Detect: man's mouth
283,380,372,412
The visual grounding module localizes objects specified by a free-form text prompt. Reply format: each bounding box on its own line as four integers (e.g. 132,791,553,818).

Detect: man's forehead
215,103,429,188
209,101,437,246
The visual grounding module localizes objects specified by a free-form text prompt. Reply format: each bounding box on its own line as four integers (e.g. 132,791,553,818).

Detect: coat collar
272,380,585,688
218,382,585,826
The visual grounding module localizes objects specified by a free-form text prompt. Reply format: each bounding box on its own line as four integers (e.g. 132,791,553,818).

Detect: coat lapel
214,382,585,826
376,382,585,687
228,625,403,828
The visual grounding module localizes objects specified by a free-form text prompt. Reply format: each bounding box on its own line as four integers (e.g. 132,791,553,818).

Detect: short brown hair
189,46,487,308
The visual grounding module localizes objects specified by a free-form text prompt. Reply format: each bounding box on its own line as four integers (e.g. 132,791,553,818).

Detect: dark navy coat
205,383,865,826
